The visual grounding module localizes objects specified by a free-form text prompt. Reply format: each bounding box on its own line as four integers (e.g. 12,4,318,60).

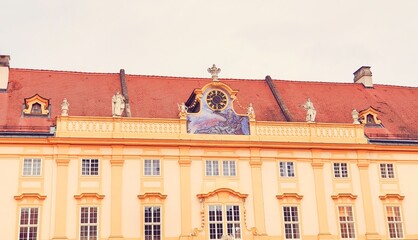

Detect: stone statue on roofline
177,102,188,118
207,64,221,82
61,98,70,116
112,91,125,117
302,98,316,122
247,103,255,120
352,109,360,124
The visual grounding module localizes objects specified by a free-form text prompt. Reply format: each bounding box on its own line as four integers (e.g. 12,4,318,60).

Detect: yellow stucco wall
1,116,418,240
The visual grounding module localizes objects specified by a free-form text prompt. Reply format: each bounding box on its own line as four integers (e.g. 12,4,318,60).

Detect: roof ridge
11,68,119,76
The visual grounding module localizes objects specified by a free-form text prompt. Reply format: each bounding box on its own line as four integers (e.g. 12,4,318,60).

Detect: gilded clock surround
205,89,228,111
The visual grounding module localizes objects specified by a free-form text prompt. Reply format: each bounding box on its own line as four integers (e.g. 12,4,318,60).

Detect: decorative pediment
331,193,357,203
22,94,50,116
197,188,248,202
185,70,250,135
359,107,382,125
74,193,105,204
14,193,47,201
276,193,303,204
379,194,405,202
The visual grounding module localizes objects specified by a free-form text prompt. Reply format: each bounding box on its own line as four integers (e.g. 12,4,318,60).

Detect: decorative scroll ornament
208,64,221,82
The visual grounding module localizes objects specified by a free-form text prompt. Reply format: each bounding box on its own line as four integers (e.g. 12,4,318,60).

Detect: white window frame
81,159,99,176
283,206,300,239
334,163,349,178
19,207,39,240
279,161,295,177
144,206,162,240
208,205,241,240
338,205,356,239
23,158,41,176
206,160,220,176
380,163,395,179
144,159,161,176
386,206,404,239
79,206,98,240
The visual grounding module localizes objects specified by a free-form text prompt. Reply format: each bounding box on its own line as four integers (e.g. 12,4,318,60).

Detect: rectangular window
386,206,403,239
334,163,349,178
380,163,395,178
23,158,41,176
208,205,241,239
82,159,99,176
144,206,161,240
222,161,236,176
144,160,160,176
280,162,295,177
206,160,220,176
338,206,356,239
19,207,39,240
80,207,98,240
283,206,300,239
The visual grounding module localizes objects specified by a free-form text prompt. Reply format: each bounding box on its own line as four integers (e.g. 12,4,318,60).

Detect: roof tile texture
1,68,417,139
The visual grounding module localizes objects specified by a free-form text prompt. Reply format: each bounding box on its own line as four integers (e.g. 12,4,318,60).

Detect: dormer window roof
22,94,50,117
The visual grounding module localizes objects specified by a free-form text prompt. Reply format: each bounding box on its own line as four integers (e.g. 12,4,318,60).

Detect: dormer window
22,94,50,117
359,107,382,127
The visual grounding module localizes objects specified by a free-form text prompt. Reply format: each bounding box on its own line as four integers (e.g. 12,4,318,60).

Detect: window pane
20,208,29,225
229,161,236,176
153,160,160,175
280,162,285,177
23,159,32,176
287,162,295,177
387,164,394,178
144,160,151,175
82,159,89,175
33,159,41,175
223,161,229,176
213,161,219,176
91,159,99,175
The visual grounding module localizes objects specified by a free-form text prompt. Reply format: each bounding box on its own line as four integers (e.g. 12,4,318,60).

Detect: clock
206,89,228,111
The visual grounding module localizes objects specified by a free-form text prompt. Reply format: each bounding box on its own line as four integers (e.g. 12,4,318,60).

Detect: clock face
206,89,228,111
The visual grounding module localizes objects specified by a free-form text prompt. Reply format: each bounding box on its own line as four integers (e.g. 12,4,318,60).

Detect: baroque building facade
1,55,418,240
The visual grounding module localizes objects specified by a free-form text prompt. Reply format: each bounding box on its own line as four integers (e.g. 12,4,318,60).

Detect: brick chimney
353,66,373,88
0,54,10,91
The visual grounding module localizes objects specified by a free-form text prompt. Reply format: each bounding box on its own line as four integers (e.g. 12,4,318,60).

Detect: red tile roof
1,68,417,140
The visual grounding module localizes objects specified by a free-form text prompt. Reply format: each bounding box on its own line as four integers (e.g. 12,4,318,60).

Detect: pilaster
178,146,192,239
357,157,381,240
109,145,125,239
52,157,70,240
249,148,266,235
311,152,332,239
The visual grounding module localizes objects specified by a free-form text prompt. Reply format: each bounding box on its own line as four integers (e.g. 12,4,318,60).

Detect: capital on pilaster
56,158,70,166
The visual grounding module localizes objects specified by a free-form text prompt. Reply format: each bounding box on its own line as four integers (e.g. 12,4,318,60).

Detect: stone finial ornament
352,109,360,124
177,102,188,118
302,98,316,122
247,103,255,120
112,91,125,117
207,64,221,81
61,98,70,116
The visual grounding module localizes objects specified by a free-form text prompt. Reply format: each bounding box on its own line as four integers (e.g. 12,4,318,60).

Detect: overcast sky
1,0,418,87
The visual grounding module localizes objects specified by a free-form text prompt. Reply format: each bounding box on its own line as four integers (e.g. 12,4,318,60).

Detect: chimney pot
0,55,10,67
0,54,10,90
353,66,373,88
